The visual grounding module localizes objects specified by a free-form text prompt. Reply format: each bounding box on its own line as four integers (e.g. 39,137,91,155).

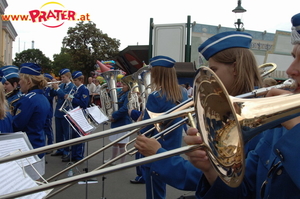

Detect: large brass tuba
132,65,151,111
99,70,122,117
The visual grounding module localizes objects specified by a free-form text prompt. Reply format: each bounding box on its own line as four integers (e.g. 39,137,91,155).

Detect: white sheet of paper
0,161,47,199
68,107,94,132
0,138,37,166
86,106,108,124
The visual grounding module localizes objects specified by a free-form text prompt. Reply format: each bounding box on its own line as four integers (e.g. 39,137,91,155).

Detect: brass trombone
258,62,277,77
2,66,300,198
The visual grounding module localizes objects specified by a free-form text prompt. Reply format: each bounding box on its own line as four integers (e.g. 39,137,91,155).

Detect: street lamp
232,0,246,31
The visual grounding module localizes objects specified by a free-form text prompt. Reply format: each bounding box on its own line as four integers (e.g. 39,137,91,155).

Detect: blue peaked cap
0,65,19,83
59,68,70,76
72,71,83,79
44,73,53,80
291,13,300,44
149,55,175,68
19,63,41,76
198,31,252,60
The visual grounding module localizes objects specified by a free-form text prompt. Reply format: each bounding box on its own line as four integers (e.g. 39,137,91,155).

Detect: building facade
0,0,17,66
151,20,293,80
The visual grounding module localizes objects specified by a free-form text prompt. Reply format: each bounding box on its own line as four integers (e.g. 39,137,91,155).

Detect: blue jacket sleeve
72,86,89,109
112,92,129,121
196,125,300,199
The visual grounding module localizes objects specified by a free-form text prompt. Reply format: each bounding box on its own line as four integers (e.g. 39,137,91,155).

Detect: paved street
43,122,196,199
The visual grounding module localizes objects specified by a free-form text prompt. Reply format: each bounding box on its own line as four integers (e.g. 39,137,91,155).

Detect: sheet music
86,106,108,124
0,161,47,199
0,138,37,166
68,107,94,132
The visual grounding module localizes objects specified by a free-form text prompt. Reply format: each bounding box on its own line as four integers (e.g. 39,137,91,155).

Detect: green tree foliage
62,21,120,79
52,48,75,76
13,49,52,73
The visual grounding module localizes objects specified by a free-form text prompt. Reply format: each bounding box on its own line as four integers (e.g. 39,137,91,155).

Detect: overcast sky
4,0,300,60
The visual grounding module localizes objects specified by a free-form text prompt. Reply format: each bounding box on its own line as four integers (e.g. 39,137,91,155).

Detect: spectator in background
92,78,101,106
185,83,194,98
87,76,96,105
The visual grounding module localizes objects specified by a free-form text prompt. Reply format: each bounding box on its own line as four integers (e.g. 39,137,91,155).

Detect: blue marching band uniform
111,89,131,129
52,69,75,157
12,63,51,159
0,65,22,116
68,71,89,162
43,73,55,146
0,70,13,133
2,13,300,198
139,55,189,199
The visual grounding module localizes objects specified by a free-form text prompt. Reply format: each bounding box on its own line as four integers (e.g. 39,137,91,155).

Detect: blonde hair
263,78,277,87
75,75,84,82
0,83,8,119
20,73,47,89
151,66,182,103
61,72,74,83
211,48,263,96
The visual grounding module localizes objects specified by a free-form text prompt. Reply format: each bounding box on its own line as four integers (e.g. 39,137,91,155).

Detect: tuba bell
99,70,122,118
132,65,151,111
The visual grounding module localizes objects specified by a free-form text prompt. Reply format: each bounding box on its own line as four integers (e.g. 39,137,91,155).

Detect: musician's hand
266,88,300,130
134,135,161,156
51,79,59,90
184,127,218,185
265,87,292,97
109,117,115,122
184,127,211,172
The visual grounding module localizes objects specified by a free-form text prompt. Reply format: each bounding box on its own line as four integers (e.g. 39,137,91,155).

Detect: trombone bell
194,67,244,188
194,66,300,188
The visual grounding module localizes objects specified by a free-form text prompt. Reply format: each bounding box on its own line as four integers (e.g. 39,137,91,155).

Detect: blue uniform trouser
55,117,70,155
142,165,166,199
135,152,145,181
71,129,85,160
44,118,53,145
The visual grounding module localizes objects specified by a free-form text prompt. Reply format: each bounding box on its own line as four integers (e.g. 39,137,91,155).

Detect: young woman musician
51,69,75,159
61,71,89,162
184,13,300,199
106,78,131,164
0,72,13,133
137,55,189,199
0,65,22,115
13,63,50,154
43,73,55,146
134,31,263,193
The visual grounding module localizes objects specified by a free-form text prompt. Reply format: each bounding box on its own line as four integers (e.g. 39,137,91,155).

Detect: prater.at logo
29,2,90,28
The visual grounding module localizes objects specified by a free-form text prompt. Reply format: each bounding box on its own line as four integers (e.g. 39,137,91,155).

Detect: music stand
0,132,52,198
85,105,109,199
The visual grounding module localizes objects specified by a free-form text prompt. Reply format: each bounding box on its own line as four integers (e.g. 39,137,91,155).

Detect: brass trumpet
47,81,61,84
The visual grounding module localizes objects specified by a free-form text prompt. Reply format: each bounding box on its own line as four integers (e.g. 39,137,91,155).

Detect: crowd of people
0,12,299,199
